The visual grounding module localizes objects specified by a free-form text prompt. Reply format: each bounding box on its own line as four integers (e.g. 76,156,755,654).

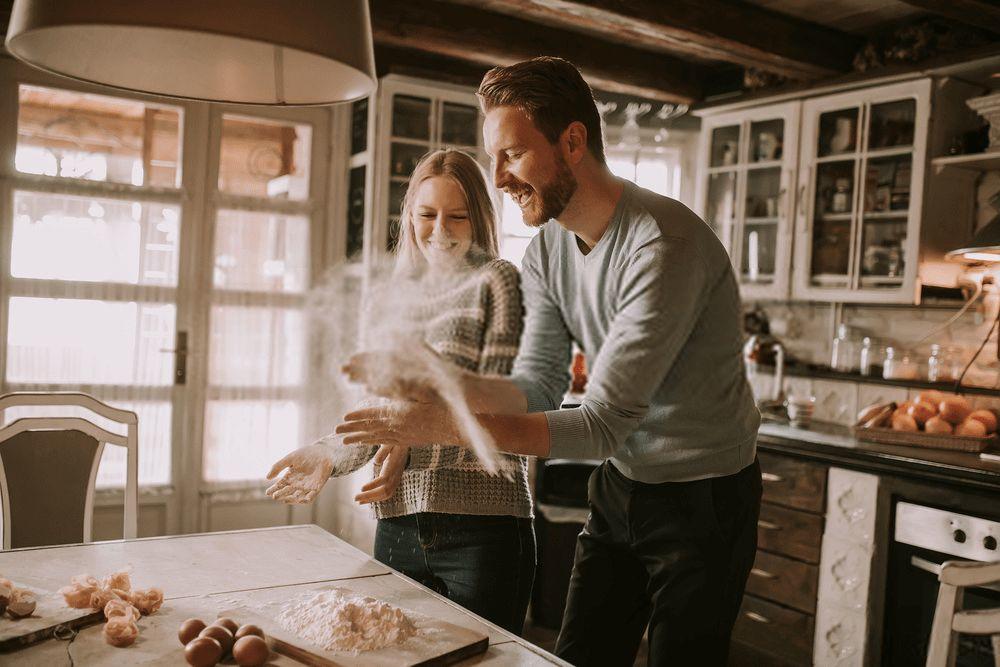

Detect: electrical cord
953,297,1000,393
915,281,984,347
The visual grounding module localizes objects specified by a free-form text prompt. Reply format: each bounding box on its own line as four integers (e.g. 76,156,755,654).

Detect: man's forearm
478,412,550,457
462,373,528,414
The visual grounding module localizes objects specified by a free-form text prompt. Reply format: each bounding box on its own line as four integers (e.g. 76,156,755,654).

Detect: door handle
761,472,783,483
160,330,188,385
745,611,771,624
751,567,778,580
758,520,782,531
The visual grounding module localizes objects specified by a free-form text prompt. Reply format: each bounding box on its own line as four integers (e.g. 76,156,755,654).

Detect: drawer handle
750,567,778,580
761,472,783,483
745,611,771,624
757,519,782,531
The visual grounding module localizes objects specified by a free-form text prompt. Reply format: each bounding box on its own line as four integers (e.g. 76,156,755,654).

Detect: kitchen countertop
757,420,1000,492
0,525,566,666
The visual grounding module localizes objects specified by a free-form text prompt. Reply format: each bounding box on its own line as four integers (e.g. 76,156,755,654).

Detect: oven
883,501,1000,666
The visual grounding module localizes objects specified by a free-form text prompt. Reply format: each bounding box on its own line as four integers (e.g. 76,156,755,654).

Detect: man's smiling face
483,106,577,228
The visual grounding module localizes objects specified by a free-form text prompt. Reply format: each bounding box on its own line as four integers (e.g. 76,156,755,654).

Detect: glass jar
883,346,919,380
859,337,880,376
831,178,851,213
831,323,856,372
927,344,961,383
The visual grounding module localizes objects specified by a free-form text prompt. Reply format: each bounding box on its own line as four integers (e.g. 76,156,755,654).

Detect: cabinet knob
953,529,967,544
761,472,783,483
984,535,997,550
744,611,771,624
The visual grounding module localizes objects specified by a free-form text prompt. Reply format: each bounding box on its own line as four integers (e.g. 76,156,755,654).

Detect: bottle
927,345,960,383
830,324,856,372
831,178,851,213
859,337,874,376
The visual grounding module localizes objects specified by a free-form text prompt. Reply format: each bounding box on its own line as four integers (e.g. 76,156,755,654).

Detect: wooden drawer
757,502,824,564
732,594,814,666
759,452,827,514
745,549,818,614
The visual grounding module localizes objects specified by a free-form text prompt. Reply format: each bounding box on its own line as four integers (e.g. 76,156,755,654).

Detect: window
5,85,183,487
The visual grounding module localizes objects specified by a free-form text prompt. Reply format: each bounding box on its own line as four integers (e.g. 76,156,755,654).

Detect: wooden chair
926,559,1000,667
0,392,138,549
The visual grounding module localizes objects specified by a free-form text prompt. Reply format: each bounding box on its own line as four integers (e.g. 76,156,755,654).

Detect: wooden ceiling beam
896,0,1000,35
371,0,702,104
438,0,860,80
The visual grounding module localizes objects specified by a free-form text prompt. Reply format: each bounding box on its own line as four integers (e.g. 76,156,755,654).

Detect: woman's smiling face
411,175,473,267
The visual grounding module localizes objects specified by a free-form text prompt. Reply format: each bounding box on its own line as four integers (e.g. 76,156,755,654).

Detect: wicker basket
853,425,997,453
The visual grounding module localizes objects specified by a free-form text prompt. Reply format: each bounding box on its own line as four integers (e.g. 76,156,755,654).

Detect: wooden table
0,524,566,666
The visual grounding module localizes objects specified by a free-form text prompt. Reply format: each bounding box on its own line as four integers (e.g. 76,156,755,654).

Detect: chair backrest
0,393,138,549
926,559,1000,667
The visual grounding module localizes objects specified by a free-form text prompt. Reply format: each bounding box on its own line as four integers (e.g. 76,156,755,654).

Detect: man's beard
512,155,577,228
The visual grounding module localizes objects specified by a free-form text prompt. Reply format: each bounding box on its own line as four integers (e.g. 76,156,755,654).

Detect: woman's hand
354,445,410,504
336,401,461,448
265,442,337,504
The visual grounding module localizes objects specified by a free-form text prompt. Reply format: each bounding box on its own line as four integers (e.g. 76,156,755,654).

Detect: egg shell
179,618,207,646
907,401,937,426
185,636,223,667
955,419,988,438
939,396,972,425
213,617,240,635
924,416,953,434
891,413,918,432
234,623,265,640
968,409,998,434
199,624,234,654
233,635,270,666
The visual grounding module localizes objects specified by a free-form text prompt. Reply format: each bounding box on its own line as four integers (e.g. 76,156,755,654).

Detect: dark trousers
555,459,762,667
373,512,536,635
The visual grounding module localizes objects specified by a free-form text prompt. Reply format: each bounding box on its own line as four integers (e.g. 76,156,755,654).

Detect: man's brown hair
477,57,606,165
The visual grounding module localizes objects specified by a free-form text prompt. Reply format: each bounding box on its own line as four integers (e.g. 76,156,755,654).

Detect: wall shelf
757,362,1000,397
931,152,1000,173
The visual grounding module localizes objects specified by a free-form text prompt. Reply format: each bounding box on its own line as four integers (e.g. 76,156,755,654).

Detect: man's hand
342,346,441,403
265,442,336,504
354,445,409,504
336,401,461,449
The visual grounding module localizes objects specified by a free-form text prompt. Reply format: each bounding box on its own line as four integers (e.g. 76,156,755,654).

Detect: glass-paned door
795,80,928,303
200,111,325,485
2,83,184,490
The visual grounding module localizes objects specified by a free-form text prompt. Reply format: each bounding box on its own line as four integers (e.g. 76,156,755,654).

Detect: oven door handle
910,555,1000,592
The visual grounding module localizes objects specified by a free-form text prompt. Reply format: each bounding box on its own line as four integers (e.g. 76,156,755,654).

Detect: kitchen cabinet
731,451,827,666
696,102,800,301
370,75,486,257
696,76,983,305
793,80,930,303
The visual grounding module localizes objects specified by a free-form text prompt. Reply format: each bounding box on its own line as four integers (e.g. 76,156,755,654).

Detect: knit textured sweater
325,258,533,519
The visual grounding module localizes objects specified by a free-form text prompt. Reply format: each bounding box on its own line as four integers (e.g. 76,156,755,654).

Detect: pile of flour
277,588,417,653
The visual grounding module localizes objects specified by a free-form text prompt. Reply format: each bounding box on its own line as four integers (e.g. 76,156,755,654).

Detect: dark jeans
555,459,762,667
373,512,536,635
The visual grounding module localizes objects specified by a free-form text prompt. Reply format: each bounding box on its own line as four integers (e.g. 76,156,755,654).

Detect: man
339,57,761,666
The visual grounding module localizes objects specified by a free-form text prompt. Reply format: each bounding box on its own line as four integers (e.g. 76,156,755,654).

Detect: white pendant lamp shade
4,0,377,105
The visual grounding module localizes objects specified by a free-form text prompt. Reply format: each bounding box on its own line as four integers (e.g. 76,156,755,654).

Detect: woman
266,149,535,635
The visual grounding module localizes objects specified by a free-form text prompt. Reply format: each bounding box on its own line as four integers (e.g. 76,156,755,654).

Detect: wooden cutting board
0,586,102,652
226,597,489,667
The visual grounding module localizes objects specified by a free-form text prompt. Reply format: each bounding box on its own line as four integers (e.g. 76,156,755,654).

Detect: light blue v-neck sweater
511,180,760,483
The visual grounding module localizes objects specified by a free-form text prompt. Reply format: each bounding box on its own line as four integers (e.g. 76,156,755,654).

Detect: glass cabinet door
699,103,797,300
795,81,926,303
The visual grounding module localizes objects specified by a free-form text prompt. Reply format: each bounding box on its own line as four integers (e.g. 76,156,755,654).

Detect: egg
235,623,265,640
968,409,998,434
178,618,207,646
924,416,953,434
907,401,937,426
233,635,270,667
955,419,988,438
918,390,946,406
939,396,972,425
198,624,234,654
891,413,918,432
213,617,240,635
185,636,223,667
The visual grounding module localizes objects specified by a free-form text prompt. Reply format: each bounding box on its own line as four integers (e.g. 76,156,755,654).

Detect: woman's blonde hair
395,149,499,271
